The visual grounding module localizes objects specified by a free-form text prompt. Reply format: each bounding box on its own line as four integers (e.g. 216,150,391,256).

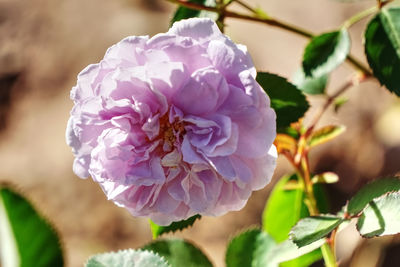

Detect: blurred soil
0,0,399,266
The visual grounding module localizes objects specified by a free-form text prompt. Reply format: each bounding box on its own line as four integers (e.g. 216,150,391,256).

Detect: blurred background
0,0,399,266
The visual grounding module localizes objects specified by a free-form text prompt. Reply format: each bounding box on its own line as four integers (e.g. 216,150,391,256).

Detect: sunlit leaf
303,29,350,77
263,175,325,266
357,191,400,238
293,68,328,95
85,249,169,267
267,239,325,266
347,177,400,215
263,175,308,242
365,8,400,96
290,215,344,247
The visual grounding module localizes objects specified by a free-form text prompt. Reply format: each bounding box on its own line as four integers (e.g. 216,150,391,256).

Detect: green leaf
380,8,400,59
290,215,344,247
347,177,400,215
365,8,400,96
256,72,309,129
225,229,277,267
149,215,201,239
314,184,330,214
280,248,321,267
267,239,325,266
262,174,326,267
307,125,346,148
86,249,169,267
263,174,329,241
143,239,212,267
292,68,328,95
303,29,350,77
171,0,217,25
357,191,400,238
0,186,64,267
263,175,309,242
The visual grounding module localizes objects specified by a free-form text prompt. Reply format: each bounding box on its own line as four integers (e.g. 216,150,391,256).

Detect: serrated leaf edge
0,183,65,266
225,227,273,267
150,215,201,239
289,214,344,247
364,13,400,95
303,29,351,77
355,190,400,238
347,176,400,215
85,249,171,267
144,238,214,267
380,8,400,58
257,72,310,110
226,227,263,246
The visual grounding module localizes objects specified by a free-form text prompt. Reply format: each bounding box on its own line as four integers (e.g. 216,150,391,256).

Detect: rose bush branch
231,0,269,19
166,0,373,75
306,72,370,135
167,0,313,37
278,119,341,266
285,73,369,265
285,132,339,267
284,76,369,266
231,0,257,14
290,135,340,267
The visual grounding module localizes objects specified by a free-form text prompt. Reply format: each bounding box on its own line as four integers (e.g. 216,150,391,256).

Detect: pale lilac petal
168,18,223,43
153,188,181,213
235,107,276,158
66,117,81,151
104,36,148,66
182,137,206,165
207,40,255,84
245,145,277,190
71,64,104,101
172,68,228,115
73,156,90,178
206,156,236,181
230,156,252,184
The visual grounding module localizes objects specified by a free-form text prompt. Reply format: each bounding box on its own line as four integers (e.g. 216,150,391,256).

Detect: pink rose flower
66,18,277,225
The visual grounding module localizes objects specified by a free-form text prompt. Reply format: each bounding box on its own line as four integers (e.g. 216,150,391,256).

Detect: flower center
159,114,186,149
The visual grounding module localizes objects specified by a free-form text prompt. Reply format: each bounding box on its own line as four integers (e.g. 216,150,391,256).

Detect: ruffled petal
168,18,224,44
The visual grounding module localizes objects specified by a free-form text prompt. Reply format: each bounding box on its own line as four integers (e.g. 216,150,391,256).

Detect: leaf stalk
343,6,378,29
